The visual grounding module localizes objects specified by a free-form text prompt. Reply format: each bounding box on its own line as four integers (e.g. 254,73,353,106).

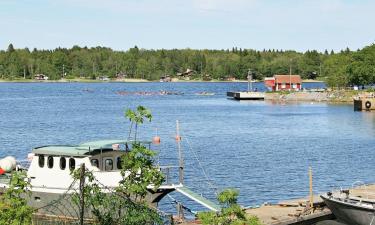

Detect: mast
176,120,184,184
176,120,185,221
247,69,252,92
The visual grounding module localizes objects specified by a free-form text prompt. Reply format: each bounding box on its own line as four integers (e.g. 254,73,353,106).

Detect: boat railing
158,165,181,185
351,181,375,199
17,159,31,170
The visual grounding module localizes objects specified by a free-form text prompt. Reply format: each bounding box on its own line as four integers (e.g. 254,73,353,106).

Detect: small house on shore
34,74,49,80
264,75,302,91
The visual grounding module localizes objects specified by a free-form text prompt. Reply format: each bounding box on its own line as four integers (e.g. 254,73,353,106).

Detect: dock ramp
175,186,221,212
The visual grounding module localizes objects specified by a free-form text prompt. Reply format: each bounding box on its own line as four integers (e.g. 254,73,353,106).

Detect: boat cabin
27,140,152,189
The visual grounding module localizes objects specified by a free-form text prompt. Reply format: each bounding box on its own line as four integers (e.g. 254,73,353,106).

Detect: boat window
60,157,66,170
117,157,122,170
38,155,45,168
104,159,113,171
47,156,54,169
91,159,99,168
69,158,75,170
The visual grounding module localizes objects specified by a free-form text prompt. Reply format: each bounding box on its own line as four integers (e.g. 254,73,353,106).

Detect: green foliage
323,53,351,87
125,105,152,125
71,106,164,224
217,189,239,206
2,43,375,85
72,165,163,225
119,143,164,200
347,45,375,85
0,171,33,225
198,189,263,225
125,105,152,141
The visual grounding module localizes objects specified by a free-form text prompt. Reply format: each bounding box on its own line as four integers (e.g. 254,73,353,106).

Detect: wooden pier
183,184,375,225
245,183,375,225
245,194,333,225
227,91,265,100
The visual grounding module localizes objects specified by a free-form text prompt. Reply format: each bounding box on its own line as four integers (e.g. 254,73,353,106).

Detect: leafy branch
198,189,263,225
0,171,33,225
125,105,152,141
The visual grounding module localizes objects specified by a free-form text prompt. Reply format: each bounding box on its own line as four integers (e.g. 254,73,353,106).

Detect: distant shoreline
0,78,325,83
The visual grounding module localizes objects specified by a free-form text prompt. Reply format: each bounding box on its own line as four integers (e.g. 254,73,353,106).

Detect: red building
264,75,302,91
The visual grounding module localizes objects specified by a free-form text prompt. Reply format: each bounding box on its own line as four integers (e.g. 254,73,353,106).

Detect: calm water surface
1,82,375,214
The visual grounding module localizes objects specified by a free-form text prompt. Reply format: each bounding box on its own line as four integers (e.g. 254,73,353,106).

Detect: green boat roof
32,139,152,156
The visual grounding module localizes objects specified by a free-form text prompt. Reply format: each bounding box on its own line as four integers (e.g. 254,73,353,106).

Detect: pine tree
7,43,15,53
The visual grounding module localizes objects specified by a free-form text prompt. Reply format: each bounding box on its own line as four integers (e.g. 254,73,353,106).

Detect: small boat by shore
321,190,375,225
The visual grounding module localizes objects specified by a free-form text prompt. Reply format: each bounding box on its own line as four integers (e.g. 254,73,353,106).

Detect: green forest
1,43,375,87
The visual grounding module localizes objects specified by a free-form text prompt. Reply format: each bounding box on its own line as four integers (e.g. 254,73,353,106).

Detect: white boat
321,191,375,225
0,139,220,219
0,139,182,217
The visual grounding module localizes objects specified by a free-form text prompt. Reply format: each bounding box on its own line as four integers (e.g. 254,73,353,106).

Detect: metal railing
158,165,181,185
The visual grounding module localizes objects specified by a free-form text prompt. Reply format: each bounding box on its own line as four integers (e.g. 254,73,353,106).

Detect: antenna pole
309,167,313,208
176,120,184,184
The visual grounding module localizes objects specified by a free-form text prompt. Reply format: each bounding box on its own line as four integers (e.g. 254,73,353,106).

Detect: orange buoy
175,135,181,142
0,168,5,175
153,136,161,144
112,144,120,150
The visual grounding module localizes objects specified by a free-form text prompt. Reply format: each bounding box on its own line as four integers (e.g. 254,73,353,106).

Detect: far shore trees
1,42,375,87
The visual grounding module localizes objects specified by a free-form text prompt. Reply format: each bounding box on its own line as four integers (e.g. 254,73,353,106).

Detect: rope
167,194,197,215
183,135,219,196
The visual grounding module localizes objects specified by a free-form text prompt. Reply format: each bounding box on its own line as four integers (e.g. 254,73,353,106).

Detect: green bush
0,171,33,225
198,189,263,225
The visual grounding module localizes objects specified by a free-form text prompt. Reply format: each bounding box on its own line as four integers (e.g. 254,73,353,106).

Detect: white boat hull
321,194,375,225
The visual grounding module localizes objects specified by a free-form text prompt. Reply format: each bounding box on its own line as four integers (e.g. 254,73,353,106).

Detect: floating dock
227,91,265,100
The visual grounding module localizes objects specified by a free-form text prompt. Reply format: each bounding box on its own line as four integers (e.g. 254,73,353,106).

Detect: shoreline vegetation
1,42,374,87
0,78,324,83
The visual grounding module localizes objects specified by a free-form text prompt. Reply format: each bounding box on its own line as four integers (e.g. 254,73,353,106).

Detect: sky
1,0,374,52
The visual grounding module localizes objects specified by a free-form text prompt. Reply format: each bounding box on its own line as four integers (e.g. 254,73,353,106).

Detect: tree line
1,43,375,87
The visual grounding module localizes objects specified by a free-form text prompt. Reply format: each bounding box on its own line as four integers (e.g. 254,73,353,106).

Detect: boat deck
227,91,265,100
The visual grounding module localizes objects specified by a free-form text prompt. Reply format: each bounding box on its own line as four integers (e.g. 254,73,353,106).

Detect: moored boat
0,139,182,217
0,138,220,220
321,191,375,225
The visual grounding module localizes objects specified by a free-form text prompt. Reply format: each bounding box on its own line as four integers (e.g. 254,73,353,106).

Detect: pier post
176,120,184,184
79,163,86,225
309,167,313,208
176,120,185,221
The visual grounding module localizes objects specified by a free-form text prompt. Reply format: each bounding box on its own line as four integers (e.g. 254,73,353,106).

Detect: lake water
1,81,375,215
